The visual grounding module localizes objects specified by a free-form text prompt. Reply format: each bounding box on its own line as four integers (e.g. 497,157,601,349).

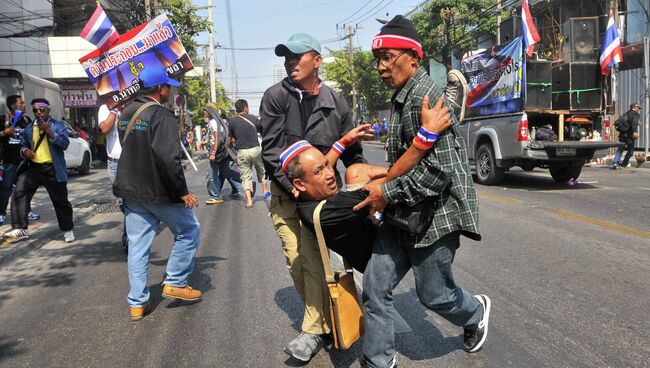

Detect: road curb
0,197,120,268
362,141,385,148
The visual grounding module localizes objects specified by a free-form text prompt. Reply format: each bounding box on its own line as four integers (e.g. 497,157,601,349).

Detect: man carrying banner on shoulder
113,67,201,322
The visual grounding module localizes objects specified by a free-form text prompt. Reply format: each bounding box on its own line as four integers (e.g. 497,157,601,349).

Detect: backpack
614,114,630,132
212,117,237,162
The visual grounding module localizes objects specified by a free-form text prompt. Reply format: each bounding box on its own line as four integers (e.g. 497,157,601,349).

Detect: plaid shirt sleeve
379,68,481,246
381,72,453,206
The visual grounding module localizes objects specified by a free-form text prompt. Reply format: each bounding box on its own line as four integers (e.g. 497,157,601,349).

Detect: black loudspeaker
562,17,599,62
499,16,537,45
552,63,602,111
525,61,552,109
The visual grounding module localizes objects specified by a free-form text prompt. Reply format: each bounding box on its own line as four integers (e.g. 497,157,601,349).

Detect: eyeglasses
373,51,409,68
32,108,48,113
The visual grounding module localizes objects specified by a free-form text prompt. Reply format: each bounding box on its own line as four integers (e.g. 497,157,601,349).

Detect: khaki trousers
269,181,330,334
236,146,265,193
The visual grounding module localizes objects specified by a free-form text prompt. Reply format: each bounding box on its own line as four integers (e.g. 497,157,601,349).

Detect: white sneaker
4,228,29,240
64,230,75,243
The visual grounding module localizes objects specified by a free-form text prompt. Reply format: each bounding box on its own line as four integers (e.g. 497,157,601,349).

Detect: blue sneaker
28,212,40,220
0,215,5,224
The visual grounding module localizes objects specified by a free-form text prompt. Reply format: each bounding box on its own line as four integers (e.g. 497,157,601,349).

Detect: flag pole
180,140,198,171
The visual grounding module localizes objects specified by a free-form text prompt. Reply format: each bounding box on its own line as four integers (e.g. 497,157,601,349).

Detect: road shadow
0,335,25,362
274,286,304,333
391,288,463,361
0,221,126,308
478,170,602,192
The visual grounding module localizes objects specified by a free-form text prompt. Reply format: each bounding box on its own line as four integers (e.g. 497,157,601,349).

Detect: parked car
62,122,92,175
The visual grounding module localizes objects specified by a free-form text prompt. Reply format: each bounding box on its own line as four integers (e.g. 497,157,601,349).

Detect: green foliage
322,48,391,119
185,73,231,126
412,0,495,69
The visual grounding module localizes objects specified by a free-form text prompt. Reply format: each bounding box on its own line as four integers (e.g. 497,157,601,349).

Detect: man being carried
283,96,451,273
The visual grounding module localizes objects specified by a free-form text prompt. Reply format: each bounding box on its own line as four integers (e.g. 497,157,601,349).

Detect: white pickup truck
458,111,623,185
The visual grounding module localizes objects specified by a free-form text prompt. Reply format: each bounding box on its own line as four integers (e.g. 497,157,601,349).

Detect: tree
185,73,231,126
322,48,391,120
411,0,496,70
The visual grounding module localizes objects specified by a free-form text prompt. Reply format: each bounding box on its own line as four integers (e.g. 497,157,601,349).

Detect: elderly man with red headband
5,98,74,243
354,15,490,368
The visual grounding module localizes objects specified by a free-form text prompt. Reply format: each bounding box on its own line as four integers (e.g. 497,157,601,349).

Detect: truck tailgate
524,141,624,160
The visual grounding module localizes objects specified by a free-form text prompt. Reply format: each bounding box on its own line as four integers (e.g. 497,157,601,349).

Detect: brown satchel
313,200,364,350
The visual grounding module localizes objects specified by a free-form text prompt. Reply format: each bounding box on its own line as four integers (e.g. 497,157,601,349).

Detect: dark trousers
11,163,73,231
615,139,635,167
0,163,18,215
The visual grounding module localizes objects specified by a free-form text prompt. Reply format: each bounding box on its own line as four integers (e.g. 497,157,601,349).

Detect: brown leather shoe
162,284,202,301
130,303,150,322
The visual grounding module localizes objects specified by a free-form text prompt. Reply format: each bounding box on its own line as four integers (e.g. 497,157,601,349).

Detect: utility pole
643,36,650,161
144,0,151,21
495,0,501,44
207,0,217,103
348,25,358,123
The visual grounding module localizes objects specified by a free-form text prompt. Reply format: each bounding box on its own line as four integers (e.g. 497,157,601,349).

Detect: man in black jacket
0,95,40,225
612,103,641,169
260,33,367,361
114,67,201,322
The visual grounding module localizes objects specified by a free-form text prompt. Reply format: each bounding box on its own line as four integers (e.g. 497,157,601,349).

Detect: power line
355,0,396,25
346,0,390,25
337,0,375,25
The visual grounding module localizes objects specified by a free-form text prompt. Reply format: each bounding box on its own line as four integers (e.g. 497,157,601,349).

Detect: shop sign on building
61,85,99,108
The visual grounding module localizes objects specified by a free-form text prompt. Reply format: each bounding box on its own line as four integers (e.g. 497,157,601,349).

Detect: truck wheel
78,152,90,175
549,160,583,183
475,143,505,185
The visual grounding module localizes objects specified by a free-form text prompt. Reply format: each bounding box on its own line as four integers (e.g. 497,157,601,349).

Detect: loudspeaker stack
551,17,602,111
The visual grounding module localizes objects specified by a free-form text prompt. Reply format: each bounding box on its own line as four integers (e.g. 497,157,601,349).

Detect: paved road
0,146,648,367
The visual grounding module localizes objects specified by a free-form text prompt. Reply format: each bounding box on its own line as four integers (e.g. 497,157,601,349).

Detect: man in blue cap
260,33,369,361
113,67,201,322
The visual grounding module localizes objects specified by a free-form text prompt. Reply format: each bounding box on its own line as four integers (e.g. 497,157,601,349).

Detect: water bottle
264,191,272,210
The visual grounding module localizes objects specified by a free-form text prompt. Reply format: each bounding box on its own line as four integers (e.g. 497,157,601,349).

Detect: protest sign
79,14,193,109
461,37,524,118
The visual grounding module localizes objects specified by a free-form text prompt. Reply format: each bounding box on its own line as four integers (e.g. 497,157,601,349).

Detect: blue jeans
124,199,201,306
362,226,483,368
613,139,635,167
207,159,241,199
0,163,18,215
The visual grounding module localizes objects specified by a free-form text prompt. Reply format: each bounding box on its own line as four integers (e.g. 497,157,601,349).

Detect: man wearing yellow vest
4,98,74,242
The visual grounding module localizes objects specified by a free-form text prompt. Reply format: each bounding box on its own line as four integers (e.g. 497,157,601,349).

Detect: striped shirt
381,67,481,247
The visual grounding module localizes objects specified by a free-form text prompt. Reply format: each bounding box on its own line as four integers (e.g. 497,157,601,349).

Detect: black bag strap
33,130,47,152
122,102,158,144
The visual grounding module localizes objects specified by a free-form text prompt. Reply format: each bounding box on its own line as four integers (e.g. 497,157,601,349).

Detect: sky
191,0,424,114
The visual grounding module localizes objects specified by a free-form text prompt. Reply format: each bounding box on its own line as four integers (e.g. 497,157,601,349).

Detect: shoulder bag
121,102,158,144
313,200,364,350
383,197,437,235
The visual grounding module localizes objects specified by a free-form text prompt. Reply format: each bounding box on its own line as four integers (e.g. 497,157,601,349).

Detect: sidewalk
0,151,208,267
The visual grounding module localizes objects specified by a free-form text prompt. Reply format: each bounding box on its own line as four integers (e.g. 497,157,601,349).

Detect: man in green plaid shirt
355,15,491,368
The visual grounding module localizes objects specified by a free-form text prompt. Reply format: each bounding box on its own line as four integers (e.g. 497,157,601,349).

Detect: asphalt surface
0,145,648,367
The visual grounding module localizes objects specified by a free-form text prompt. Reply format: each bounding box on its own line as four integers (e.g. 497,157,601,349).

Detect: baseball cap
139,67,181,88
275,33,321,57
631,102,642,109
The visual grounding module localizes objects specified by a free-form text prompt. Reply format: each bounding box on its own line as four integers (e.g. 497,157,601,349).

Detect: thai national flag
521,0,540,57
599,10,623,76
80,4,120,52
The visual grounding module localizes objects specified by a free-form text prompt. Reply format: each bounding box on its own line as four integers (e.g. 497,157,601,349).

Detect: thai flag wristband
417,127,439,143
413,136,434,150
331,140,347,155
